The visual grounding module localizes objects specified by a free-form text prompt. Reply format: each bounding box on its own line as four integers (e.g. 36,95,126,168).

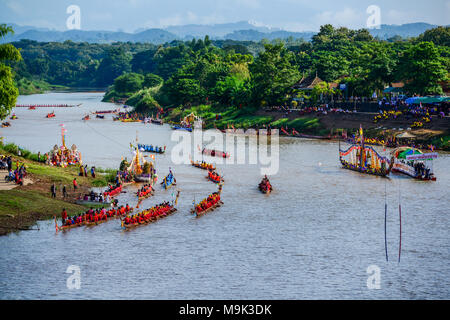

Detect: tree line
1,24,449,119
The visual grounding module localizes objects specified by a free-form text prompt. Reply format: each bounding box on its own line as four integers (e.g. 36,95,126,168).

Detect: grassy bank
0,142,116,235
15,78,68,95
164,104,327,134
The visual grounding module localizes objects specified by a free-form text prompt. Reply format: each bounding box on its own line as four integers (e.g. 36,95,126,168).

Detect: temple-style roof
292,73,324,90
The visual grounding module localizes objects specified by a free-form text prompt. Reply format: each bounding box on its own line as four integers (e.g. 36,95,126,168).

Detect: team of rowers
208,170,223,183
122,202,174,226
137,184,153,199
194,192,221,214
191,160,215,170
259,175,272,193
60,204,133,228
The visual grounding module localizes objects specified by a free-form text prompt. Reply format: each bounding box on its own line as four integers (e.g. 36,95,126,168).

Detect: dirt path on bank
0,170,33,190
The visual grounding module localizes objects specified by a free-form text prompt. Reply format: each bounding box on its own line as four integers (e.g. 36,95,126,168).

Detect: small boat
138,144,166,154
1,122,11,128
103,184,122,198
391,147,437,181
96,114,105,119
258,177,272,194
190,160,215,171
82,115,90,121
161,172,176,189
46,112,55,118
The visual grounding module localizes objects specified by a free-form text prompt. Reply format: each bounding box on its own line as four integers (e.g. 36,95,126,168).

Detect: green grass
0,189,88,219
164,104,326,134
1,142,116,187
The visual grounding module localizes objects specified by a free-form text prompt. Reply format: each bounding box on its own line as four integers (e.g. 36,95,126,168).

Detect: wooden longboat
190,160,216,171
122,207,177,229
191,201,224,218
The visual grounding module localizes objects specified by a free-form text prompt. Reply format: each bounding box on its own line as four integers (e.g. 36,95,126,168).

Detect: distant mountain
0,21,443,44
369,22,440,40
0,27,177,44
223,29,315,41
166,20,279,38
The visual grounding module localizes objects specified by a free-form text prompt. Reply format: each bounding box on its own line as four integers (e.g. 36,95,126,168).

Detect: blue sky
1,0,449,32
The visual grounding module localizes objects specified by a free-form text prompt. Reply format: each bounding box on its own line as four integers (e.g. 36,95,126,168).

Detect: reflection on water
0,92,449,299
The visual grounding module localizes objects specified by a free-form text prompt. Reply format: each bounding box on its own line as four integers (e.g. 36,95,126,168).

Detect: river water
1,92,449,299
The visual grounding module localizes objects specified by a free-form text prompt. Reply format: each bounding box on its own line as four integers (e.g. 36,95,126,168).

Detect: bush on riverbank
0,142,46,163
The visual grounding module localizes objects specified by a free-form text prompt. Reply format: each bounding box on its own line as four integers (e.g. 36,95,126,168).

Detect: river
1,92,449,299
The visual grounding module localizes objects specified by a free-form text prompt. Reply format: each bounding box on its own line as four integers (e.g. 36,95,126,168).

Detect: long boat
339,127,393,177
122,192,180,229
137,185,154,200
122,206,177,229
207,170,223,183
191,184,223,218
104,184,122,197
199,146,230,158
151,118,164,125
84,208,134,227
16,104,79,108
46,112,55,118
190,160,216,171
171,125,192,132
191,200,224,217
138,144,166,154
94,109,119,114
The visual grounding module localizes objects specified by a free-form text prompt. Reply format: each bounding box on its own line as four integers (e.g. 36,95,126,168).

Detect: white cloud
314,7,366,29
5,0,24,14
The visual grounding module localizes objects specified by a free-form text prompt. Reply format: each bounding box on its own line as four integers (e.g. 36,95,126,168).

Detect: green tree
143,73,163,88
250,43,300,106
397,42,448,95
114,72,144,94
0,24,21,120
416,26,450,47
96,47,132,86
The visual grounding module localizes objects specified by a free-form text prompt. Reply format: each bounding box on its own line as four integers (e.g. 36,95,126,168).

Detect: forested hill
0,22,444,44
6,25,449,103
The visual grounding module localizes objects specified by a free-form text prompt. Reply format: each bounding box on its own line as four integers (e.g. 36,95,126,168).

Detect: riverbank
0,143,115,235
15,78,69,95
163,104,450,150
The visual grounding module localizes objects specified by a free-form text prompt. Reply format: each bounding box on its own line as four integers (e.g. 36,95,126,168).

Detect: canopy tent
406,96,450,105
396,132,417,139
383,87,404,94
391,147,422,159
398,148,422,159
